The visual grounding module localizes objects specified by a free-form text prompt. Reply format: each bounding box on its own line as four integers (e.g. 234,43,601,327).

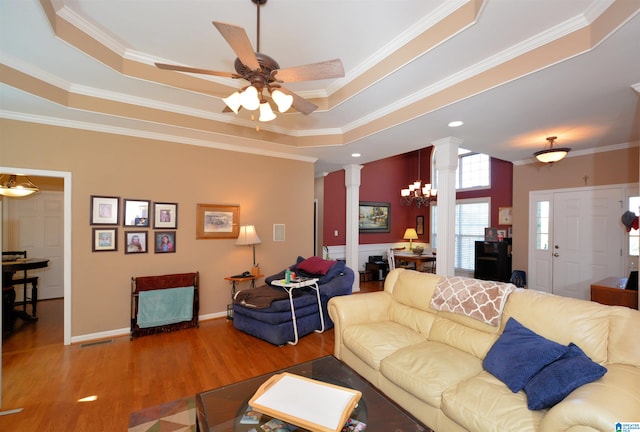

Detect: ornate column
433,137,462,276
344,164,363,291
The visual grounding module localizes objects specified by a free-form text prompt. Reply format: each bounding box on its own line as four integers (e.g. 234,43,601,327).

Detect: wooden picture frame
154,202,178,229
498,207,512,225
125,231,148,254
92,227,118,252
416,215,425,235
123,199,150,227
358,201,390,233
196,203,240,239
90,195,119,225
154,231,176,253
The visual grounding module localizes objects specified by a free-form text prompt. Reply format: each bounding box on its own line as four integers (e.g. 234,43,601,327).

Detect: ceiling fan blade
212,21,260,71
277,87,318,115
272,59,344,83
155,63,240,79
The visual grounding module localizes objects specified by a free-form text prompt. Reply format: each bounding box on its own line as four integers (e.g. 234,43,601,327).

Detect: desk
224,274,263,319
394,253,436,273
590,277,638,309
2,258,49,331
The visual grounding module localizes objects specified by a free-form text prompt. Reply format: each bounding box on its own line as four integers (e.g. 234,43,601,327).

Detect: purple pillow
483,318,568,393
524,343,607,410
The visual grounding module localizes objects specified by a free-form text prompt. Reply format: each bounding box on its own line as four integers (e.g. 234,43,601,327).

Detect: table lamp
403,228,418,252
236,225,262,272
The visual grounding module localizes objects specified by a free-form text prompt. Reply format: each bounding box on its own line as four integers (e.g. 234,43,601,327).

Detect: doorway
0,167,71,345
528,184,630,299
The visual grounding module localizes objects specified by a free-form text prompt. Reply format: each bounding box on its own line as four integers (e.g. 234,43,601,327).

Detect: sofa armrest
540,364,640,432
328,291,392,359
319,267,354,298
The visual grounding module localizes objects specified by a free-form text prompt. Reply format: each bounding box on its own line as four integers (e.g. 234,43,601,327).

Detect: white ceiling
1,0,639,175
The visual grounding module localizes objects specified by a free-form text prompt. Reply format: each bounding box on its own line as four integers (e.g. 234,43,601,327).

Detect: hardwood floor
0,281,383,430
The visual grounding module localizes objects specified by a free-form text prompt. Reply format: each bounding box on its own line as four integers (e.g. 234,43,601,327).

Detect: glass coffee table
196,355,432,432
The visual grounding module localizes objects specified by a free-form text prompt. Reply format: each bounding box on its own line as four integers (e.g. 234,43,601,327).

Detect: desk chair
2,250,39,318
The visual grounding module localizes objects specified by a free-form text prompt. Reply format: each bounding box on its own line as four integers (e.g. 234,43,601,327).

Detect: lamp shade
236,225,262,246
534,136,571,164
403,228,418,240
271,89,294,113
0,174,40,197
223,91,242,114
259,102,276,122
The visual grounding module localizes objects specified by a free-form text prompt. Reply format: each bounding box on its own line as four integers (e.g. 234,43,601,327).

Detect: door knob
553,253,559,257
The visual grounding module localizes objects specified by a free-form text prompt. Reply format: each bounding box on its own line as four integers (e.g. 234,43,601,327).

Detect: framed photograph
416,215,425,235
498,207,512,225
125,231,148,254
508,226,513,238
154,202,178,229
484,227,498,242
196,203,240,239
123,199,150,227
358,201,390,233
92,228,118,252
497,229,507,241
90,195,120,225
155,231,176,253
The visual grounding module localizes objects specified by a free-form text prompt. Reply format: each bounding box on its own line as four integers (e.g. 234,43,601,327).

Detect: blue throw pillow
524,343,607,410
483,317,568,392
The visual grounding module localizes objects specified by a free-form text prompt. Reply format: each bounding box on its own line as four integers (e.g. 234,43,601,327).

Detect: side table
270,278,322,345
224,274,263,319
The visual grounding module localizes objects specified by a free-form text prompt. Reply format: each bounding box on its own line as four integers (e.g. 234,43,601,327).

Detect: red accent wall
323,148,513,245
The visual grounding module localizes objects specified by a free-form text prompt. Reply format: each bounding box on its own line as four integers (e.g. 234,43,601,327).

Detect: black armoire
474,241,512,282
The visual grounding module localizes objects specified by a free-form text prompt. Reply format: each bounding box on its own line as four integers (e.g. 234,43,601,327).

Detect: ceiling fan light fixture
223,91,242,114
0,174,40,197
240,86,261,111
259,101,276,122
271,89,293,113
534,136,571,164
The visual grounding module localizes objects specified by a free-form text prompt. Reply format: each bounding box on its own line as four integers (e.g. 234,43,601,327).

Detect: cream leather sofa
328,269,640,432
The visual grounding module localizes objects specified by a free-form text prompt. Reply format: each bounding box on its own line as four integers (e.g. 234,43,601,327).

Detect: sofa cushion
296,256,336,275
293,256,346,285
379,341,483,408
343,321,425,370
524,342,607,410
483,317,568,392
441,371,546,432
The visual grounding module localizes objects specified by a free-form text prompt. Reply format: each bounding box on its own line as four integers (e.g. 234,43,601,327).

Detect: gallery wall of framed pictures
90,195,178,254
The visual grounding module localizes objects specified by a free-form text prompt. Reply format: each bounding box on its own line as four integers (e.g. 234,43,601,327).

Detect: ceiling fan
155,0,344,121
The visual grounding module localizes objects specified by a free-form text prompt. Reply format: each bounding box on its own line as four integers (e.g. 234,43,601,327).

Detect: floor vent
80,339,113,348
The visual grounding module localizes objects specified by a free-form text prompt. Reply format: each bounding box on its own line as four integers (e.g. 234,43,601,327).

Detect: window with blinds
430,200,489,270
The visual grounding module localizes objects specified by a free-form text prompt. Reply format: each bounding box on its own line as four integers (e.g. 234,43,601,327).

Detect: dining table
393,252,436,273
2,258,49,331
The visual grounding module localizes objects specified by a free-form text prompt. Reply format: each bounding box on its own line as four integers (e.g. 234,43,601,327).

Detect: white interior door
530,186,625,300
6,191,64,299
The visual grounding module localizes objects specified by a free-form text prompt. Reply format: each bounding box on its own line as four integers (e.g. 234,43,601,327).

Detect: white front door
5,191,64,299
530,186,626,300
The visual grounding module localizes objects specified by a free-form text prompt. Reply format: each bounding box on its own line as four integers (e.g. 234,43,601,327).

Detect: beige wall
512,146,639,272
1,119,314,337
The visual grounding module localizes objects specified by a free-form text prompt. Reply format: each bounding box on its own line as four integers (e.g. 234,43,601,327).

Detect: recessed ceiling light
448,120,464,128
351,153,361,158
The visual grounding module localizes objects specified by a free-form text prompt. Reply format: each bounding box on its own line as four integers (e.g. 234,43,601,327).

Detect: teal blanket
137,286,194,328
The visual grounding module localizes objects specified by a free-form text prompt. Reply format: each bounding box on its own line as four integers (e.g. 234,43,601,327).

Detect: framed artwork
123,199,150,227
90,195,120,225
484,227,498,242
196,203,240,239
497,229,507,241
92,228,118,252
498,207,512,225
125,231,148,254
358,201,390,233
155,231,176,253
416,215,425,235
154,202,178,229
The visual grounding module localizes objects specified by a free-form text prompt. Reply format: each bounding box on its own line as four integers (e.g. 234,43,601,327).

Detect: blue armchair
232,256,354,346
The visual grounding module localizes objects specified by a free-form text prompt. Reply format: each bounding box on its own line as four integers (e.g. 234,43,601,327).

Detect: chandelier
533,136,571,164
400,150,437,208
